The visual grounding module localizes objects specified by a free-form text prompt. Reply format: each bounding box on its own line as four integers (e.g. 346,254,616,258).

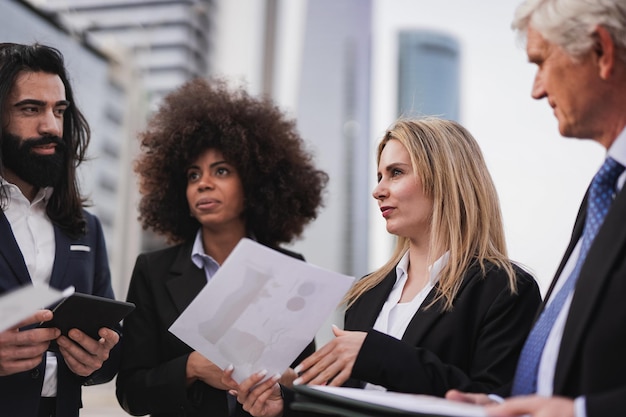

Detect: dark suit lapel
401,263,477,345
543,193,587,307
554,188,626,391
49,225,73,290
400,287,441,344
0,212,31,286
165,241,208,314
346,270,396,331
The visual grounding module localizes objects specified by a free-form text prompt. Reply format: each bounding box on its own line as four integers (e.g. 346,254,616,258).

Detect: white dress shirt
190,229,220,282
537,127,626,417
1,179,57,397
365,251,449,391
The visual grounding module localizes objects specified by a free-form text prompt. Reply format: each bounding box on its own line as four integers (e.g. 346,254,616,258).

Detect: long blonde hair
344,117,517,311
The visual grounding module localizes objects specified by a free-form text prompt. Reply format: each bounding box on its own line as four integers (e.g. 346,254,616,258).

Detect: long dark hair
0,43,90,237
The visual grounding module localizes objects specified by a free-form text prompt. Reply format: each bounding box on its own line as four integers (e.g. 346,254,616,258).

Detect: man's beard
1,132,67,188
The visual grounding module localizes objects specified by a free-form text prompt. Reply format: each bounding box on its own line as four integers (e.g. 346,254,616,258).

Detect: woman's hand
293,326,366,387
222,365,284,417
186,351,229,389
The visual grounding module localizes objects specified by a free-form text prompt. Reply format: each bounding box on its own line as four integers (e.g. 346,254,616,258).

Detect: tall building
398,30,460,121
10,0,214,297
23,0,213,111
294,0,372,280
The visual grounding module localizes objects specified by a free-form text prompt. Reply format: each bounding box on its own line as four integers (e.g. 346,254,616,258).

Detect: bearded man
0,43,120,417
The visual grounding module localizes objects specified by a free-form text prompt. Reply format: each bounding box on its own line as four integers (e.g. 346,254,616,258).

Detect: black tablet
40,292,135,340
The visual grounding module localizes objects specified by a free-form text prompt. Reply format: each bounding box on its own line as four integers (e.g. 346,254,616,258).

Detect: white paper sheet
308,386,488,417
169,238,355,383
0,285,75,332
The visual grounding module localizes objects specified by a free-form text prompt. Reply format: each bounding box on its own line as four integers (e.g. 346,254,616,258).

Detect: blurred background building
1,0,605,414
5,0,388,303
6,0,216,299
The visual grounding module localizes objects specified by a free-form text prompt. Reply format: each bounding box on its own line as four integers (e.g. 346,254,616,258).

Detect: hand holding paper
222,366,284,417
0,285,73,333
169,238,355,383
292,325,367,387
0,285,71,376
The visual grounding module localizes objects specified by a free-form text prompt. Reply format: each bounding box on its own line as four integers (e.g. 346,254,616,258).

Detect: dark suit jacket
116,239,315,417
0,210,120,417
532,185,626,416
344,262,541,397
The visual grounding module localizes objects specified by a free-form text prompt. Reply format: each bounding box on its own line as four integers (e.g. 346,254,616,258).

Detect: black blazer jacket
345,261,541,397
0,211,120,417
116,239,314,417
533,184,626,416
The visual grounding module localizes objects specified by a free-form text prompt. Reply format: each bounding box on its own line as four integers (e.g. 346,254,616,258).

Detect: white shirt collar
190,229,220,273
395,250,450,287
604,126,626,190
0,177,53,206
607,126,626,167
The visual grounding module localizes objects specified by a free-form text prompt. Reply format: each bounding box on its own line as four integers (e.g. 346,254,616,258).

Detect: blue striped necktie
511,156,625,395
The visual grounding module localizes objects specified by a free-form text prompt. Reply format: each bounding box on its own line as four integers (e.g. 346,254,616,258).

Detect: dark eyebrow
186,160,229,171
210,160,228,169
14,99,70,107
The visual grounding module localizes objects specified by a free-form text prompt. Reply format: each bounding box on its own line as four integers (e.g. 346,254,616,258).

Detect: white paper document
0,284,75,332
169,238,356,383
307,386,488,417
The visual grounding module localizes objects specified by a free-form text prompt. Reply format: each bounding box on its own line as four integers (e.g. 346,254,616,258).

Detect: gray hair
512,0,626,62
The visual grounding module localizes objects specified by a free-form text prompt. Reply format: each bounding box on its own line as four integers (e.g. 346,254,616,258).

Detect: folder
291,385,487,417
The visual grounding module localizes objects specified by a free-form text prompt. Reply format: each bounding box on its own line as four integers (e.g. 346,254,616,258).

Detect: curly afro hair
135,78,329,246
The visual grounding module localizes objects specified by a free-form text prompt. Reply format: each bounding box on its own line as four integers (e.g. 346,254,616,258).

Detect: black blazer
533,184,626,416
0,211,120,417
345,261,541,397
116,239,315,417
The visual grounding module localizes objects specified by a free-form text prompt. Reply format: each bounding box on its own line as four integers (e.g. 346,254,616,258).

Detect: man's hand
486,395,574,417
446,390,576,417
293,326,366,387
0,310,59,376
445,389,497,405
57,327,119,377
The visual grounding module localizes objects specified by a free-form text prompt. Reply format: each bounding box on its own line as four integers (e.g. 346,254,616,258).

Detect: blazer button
31,369,40,378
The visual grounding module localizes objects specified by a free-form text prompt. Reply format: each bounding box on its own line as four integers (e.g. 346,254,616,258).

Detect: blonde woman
224,117,541,417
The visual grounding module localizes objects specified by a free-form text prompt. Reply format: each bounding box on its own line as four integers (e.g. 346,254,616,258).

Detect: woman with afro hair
115,78,328,417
